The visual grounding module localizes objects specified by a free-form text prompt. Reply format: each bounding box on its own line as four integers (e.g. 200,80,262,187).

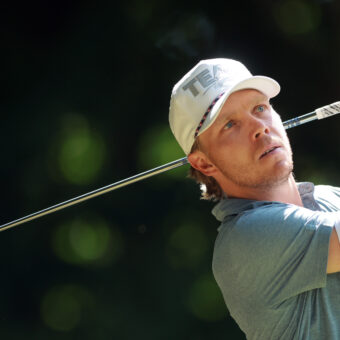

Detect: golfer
169,58,340,339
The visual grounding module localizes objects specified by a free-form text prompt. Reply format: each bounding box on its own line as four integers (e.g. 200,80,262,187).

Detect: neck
223,174,303,206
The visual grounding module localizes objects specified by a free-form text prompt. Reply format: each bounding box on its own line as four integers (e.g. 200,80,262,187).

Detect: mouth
259,145,281,159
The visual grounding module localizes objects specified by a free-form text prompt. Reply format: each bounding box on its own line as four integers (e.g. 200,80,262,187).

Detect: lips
259,145,281,159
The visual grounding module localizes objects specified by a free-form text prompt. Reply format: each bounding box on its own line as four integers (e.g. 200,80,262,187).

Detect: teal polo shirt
212,183,340,339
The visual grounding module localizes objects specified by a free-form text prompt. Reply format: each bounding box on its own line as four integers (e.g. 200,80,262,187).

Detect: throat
224,174,303,206
246,175,303,206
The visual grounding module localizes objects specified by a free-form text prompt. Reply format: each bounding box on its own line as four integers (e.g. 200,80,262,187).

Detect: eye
256,105,266,113
224,120,235,130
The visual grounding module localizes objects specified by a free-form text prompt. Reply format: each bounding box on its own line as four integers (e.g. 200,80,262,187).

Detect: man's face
192,89,293,196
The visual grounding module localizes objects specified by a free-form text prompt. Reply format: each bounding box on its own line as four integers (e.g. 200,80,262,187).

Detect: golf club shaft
1,101,339,232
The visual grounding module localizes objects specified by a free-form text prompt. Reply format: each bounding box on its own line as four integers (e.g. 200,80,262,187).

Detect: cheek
206,127,250,164
212,140,249,167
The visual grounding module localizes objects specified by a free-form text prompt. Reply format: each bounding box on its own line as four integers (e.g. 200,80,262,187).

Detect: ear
187,150,218,177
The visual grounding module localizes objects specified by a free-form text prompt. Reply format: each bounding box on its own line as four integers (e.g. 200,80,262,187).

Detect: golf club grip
316,102,340,120
1,101,339,232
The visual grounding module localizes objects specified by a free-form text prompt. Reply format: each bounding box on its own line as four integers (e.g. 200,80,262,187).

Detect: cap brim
197,76,280,137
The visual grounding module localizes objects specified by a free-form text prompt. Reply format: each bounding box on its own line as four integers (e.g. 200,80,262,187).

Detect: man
168,58,340,339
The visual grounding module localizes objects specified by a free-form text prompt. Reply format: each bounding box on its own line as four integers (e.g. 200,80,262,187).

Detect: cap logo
182,69,216,97
182,65,230,97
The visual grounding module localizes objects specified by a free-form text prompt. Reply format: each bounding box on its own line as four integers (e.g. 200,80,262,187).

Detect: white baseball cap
169,58,280,155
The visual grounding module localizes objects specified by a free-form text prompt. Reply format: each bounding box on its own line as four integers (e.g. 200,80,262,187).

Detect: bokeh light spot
57,114,106,185
165,222,209,269
41,285,82,332
274,0,321,35
69,220,110,260
186,275,227,322
138,124,187,179
52,216,124,266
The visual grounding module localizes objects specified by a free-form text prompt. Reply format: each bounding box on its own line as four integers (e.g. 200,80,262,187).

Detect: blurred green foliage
137,124,187,178
186,274,227,322
52,215,123,265
165,221,209,269
41,285,83,331
58,116,106,185
273,0,322,35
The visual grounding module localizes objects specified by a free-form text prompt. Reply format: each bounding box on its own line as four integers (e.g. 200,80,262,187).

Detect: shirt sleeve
213,203,335,310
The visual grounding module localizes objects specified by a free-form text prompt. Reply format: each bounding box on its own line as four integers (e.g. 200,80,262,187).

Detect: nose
249,116,270,141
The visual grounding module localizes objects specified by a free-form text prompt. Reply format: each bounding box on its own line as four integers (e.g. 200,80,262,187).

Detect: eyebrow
215,94,270,124
215,109,236,125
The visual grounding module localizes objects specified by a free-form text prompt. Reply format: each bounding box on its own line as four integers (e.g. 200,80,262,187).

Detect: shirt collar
212,182,317,222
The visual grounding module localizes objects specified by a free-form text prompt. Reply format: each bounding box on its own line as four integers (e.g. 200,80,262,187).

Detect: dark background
1,0,339,339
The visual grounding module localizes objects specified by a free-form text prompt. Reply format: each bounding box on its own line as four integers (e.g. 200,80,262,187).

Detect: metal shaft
1,103,339,232
0,157,188,232
282,111,318,129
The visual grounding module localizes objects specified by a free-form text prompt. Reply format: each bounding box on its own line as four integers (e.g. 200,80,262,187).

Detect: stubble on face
210,131,294,191
219,151,293,190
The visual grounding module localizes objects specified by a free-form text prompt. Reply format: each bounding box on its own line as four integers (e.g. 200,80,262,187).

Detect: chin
267,163,293,187
249,161,293,189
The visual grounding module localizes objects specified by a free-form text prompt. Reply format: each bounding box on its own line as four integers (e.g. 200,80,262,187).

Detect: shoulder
213,202,334,268
315,184,340,197
212,202,334,305
223,202,334,237
314,184,340,211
